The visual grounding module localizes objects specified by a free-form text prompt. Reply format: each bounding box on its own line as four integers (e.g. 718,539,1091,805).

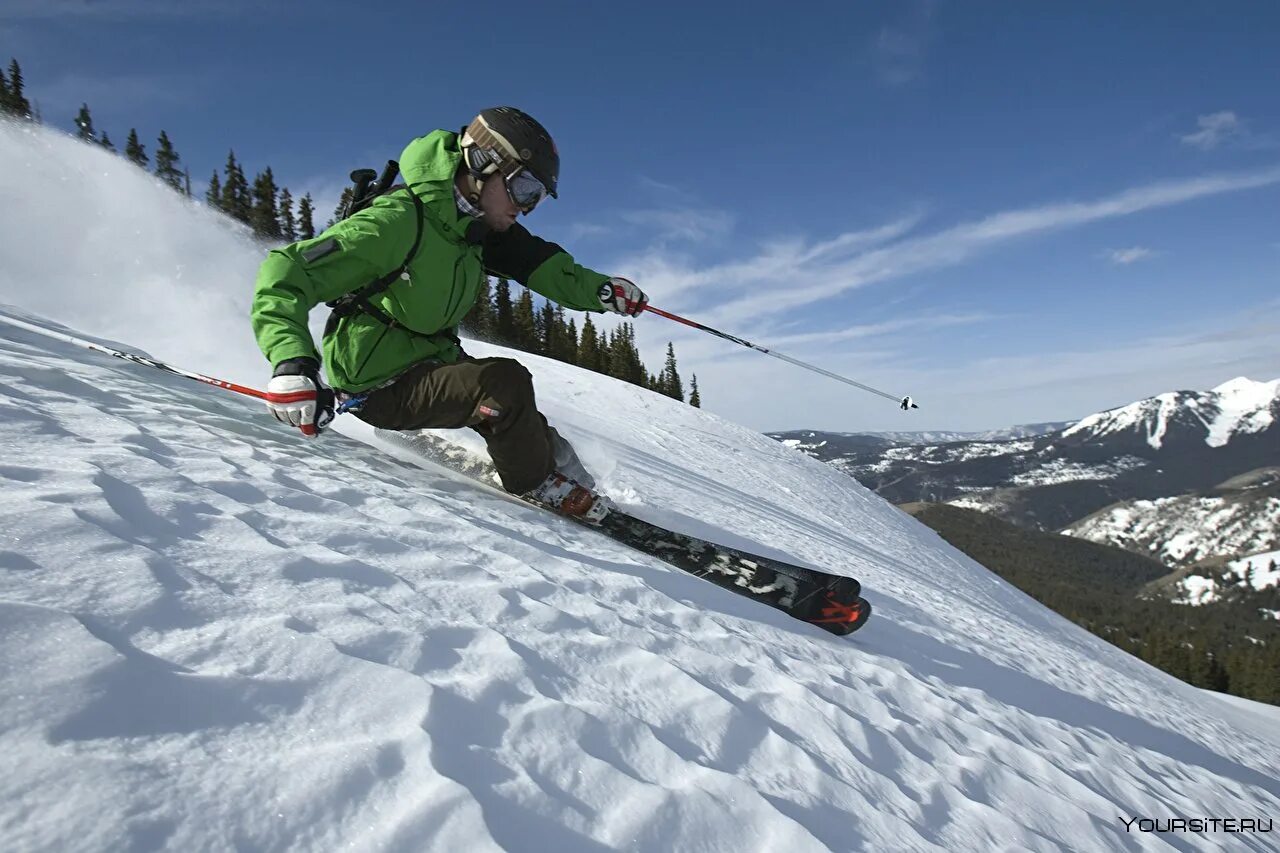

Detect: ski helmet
460,107,559,210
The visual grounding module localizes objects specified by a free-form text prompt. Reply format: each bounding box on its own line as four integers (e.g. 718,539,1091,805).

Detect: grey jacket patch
302,238,341,264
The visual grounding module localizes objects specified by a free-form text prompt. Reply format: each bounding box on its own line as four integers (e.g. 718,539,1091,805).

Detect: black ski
375,429,871,636
588,506,870,635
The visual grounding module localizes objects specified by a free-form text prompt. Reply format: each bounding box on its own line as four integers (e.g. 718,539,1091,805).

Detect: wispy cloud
1105,246,1155,265
635,174,697,204
620,208,735,245
626,164,1280,326
568,222,613,241
690,298,1280,432
869,0,937,86
1180,111,1245,150
1179,111,1277,151
927,303,1280,407
757,312,994,350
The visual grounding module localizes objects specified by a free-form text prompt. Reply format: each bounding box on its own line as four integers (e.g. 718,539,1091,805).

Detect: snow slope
3,119,1280,852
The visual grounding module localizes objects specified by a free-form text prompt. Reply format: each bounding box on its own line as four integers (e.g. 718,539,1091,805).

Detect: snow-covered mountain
776,381,1280,533
4,120,1280,851
769,422,1070,453
1063,468,1280,570
1061,377,1279,451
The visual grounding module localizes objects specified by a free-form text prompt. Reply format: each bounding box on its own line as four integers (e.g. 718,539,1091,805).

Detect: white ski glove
597,276,648,317
266,357,334,438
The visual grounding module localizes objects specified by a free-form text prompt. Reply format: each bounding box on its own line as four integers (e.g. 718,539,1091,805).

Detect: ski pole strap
336,392,368,414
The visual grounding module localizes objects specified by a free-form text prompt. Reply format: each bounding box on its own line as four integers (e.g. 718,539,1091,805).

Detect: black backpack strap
322,187,465,355
326,187,425,324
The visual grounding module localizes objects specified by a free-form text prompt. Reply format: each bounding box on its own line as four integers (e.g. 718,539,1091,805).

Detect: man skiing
250,107,647,522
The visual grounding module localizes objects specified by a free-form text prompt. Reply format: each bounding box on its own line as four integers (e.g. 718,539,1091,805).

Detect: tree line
3,57,701,404
460,278,699,404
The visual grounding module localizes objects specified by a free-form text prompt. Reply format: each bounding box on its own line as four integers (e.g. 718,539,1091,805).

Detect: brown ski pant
352,357,556,495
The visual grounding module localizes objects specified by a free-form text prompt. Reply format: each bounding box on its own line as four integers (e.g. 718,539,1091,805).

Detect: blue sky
4,0,1279,432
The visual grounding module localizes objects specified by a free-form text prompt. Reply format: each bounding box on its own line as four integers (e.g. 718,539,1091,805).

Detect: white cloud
1180,111,1244,150
1106,246,1155,265
869,0,937,87
686,300,1280,433
744,312,993,351
623,163,1280,328
568,222,612,241
620,208,735,245
635,175,689,199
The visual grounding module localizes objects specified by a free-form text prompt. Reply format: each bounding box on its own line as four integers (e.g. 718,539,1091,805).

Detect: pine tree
206,171,223,210
578,315,601,372
329,188,353,227
462,277,494,341
565,317,579,365
598,327,610,373
124,129,148,168
513,288,539,353
660,342,684,401
539,301,558,357
0,67,10,115
297,193,317,240
153,131,184,191
250,168,282,240
98,131,115,153
689,374,701,408
278,188,297,241
4,59,32,119
620,324,647,387
183,167,192,198
606,325,647,386
74,104,96,142
220,151,252,223
493,278,515,345
604,328,621,380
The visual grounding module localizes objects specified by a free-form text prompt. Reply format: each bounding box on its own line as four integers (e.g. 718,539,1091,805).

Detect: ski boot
525,471,612,524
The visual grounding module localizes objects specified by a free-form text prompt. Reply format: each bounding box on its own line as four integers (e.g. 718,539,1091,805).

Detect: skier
250,107,647,521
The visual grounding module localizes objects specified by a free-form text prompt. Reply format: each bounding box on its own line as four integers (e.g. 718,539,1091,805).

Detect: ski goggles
504,168,548,213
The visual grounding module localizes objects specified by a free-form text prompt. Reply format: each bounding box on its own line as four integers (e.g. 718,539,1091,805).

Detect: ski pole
0,312,360,413
641,304,918,410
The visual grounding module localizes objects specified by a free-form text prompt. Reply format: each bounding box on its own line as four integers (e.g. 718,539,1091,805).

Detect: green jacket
251,130,609,392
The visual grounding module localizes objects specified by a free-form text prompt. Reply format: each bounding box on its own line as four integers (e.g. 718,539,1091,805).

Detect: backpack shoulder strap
325,186,424,319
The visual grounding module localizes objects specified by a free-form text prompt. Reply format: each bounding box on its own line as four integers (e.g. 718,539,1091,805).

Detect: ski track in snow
2,120,1279,852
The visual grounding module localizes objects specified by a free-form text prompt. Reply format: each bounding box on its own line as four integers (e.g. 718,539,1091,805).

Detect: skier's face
478,173,520,231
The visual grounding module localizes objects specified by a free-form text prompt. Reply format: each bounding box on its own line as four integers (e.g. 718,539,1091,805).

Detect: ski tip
810,595,872,636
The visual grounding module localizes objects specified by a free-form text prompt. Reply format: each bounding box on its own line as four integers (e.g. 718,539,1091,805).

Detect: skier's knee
481,358,535,405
